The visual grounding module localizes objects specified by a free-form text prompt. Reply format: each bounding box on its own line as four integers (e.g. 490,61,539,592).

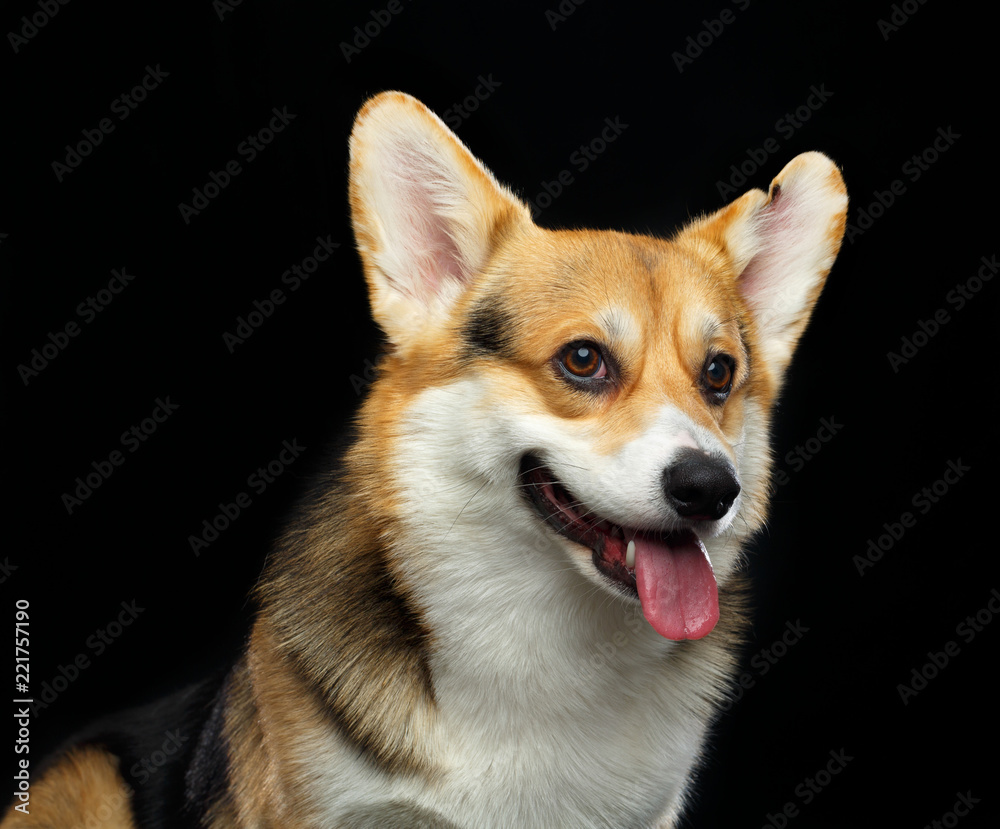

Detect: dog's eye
559,341,607,379
703,354,734,395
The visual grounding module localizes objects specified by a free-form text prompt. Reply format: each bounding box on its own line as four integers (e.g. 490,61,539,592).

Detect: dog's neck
250,380,747,825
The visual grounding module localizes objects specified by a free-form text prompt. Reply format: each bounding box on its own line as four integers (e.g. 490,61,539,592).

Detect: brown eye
559,341,607,379
703,354,734,395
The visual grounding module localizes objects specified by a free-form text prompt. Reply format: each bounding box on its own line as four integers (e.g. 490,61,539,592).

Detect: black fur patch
276,543,437,777
63,670,232,828
461,297,517,361
184,671,234,818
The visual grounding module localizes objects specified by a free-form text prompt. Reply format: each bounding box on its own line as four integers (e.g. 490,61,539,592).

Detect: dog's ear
348,91,530,346
686,152,848,377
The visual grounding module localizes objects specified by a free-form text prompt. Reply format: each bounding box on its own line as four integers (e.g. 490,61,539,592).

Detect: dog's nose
663,449,741,521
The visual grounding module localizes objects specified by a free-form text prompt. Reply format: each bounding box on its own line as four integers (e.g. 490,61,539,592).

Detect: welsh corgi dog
4,92,847,828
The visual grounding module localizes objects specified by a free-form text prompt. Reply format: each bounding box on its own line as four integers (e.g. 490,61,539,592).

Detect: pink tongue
634,533,719,640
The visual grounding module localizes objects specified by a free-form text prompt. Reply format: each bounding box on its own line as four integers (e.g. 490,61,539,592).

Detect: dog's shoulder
2,671,232,829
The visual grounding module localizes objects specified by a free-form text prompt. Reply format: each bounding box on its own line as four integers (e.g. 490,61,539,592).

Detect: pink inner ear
391,144,468,300
738,182,805,305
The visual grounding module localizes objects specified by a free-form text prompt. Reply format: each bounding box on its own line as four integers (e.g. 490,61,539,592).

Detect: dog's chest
299,625,713,828
418,630,710,827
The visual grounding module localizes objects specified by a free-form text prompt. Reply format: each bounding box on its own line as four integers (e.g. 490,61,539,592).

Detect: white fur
350,96,529,348
335,93,844,827
731,153,848,371
301,377,765,828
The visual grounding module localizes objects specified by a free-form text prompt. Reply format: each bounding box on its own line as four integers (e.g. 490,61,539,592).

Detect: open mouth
519,454,719,640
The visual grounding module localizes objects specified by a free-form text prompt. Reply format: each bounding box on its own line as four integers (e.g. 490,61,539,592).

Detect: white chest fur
301,382,733,828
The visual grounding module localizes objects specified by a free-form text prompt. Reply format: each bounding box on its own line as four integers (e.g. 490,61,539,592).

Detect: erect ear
348,91,531,346
686,152,848,378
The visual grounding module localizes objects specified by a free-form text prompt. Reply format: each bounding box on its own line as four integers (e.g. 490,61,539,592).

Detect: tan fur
348,91,531,349
252,452,440,771
461,230,763,456
16,93,846,828
0,746,136,829
219,427,445,819
221,93,846,823
342,223,762,461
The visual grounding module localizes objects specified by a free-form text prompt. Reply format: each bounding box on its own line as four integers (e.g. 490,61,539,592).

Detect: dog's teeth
625,540,636,569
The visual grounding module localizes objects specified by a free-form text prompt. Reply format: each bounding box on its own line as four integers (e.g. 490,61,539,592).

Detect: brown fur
7,93,846,827
0,746,136,829
209,427,445,821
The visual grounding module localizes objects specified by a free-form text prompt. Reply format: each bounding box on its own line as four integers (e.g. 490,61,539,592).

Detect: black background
4,1,998,826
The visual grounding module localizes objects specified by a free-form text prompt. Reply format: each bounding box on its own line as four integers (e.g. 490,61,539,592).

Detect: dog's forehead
489,229,739,345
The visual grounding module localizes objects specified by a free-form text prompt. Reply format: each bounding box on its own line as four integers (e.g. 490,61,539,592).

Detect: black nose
663,449,741,521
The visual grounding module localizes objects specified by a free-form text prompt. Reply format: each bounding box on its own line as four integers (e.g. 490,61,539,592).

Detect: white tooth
625,540,636,569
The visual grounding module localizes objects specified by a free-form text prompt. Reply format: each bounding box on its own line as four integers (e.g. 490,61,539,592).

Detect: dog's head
348,92,847,641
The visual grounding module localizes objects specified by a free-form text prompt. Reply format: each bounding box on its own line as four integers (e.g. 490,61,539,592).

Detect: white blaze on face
521,400,739,537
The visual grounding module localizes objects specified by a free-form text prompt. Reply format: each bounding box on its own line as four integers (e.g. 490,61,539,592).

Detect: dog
5,92,847,828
